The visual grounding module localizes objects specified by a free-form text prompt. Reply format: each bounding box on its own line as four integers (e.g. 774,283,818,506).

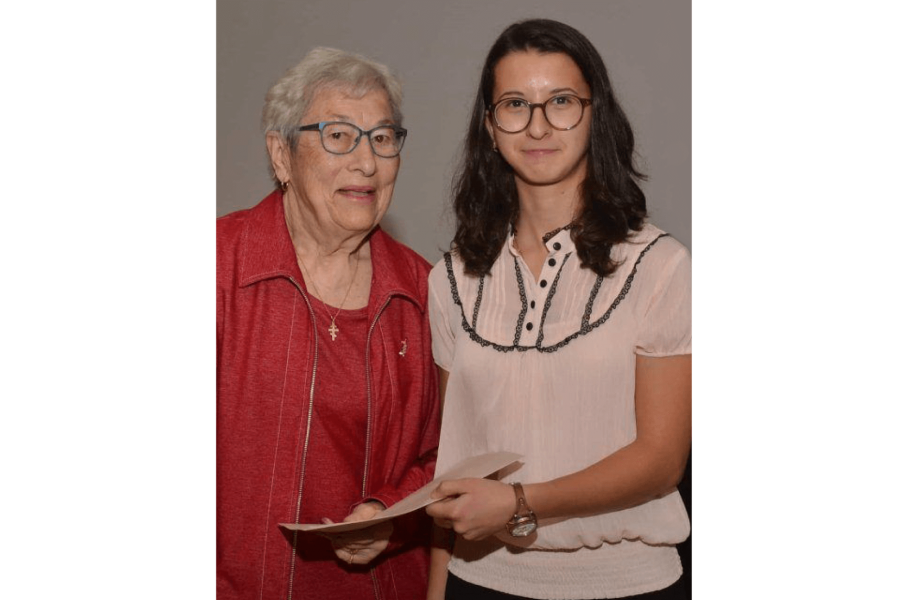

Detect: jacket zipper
361,297,391,497
286,277,319,600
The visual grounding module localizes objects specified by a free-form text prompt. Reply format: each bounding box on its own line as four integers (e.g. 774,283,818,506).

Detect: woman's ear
266,131,291,185
485,116,497,151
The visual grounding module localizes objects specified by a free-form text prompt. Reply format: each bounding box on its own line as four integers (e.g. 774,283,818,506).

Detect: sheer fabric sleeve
635,239,692,357
427,261,456,371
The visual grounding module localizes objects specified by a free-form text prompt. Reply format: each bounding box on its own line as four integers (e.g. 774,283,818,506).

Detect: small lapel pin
399,339,408,357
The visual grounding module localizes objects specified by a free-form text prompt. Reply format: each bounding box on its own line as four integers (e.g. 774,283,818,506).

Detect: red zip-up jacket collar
234,190,425,318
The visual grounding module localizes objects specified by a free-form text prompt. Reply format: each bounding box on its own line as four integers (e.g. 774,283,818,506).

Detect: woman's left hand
320,501,393,566
426,478,516,541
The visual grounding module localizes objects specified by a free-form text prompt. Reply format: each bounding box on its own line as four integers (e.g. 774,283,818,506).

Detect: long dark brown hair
452,18,647,277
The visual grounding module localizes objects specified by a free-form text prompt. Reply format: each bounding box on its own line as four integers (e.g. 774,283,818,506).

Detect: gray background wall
217,0,691,264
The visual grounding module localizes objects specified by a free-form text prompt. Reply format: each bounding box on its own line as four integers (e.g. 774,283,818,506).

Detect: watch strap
511,482,530,517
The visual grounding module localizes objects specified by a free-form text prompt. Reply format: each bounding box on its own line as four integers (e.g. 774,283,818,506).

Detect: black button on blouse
540,280,548,288
525,322,533,331
548,258,557,267
553,242,562,251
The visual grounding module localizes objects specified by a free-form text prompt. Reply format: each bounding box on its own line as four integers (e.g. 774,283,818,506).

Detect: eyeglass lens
320,123,405,157
493,95,586,133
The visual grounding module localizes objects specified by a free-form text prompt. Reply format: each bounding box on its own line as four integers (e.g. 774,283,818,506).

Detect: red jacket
217,191,440,600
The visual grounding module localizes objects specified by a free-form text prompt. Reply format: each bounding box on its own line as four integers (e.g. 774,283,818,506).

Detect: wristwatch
506,482,538,537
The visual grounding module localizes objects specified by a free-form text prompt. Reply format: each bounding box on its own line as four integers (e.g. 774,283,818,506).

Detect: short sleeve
634,241,691,356
428,261,456,371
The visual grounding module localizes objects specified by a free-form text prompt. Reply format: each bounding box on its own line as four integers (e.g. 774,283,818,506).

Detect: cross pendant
328,319,339,341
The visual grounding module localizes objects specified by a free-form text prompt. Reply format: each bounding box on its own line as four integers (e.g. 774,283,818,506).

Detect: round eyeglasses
293,121,407,158
489,94,592,134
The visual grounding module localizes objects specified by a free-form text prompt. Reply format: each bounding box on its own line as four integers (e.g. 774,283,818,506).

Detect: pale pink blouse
428,224,691,599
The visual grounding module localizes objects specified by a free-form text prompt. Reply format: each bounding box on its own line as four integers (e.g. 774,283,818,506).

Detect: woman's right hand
427,478,517,541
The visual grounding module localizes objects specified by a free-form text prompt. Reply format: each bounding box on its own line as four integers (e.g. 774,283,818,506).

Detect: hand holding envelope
281,451,523,534
318,501,393,566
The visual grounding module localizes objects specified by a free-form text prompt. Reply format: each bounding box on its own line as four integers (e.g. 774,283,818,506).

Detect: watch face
508,515,537,537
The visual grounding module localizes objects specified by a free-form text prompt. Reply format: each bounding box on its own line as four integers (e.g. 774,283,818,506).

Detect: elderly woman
217,47,440,600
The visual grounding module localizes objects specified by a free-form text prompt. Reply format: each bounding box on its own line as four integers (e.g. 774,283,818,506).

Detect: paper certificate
280,450,523,533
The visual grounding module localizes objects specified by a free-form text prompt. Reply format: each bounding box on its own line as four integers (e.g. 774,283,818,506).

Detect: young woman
426,19,691,600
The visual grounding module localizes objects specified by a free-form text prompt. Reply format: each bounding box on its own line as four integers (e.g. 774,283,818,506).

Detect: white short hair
262,46,403,141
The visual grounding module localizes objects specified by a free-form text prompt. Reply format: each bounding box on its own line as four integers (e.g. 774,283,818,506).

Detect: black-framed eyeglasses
489,94,592,134
293,121,407,158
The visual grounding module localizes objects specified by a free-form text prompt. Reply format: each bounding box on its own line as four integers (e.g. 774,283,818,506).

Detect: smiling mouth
524,149,557,156
340,187,376,198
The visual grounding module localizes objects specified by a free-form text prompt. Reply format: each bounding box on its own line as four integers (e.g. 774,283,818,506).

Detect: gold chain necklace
295,250,360,341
